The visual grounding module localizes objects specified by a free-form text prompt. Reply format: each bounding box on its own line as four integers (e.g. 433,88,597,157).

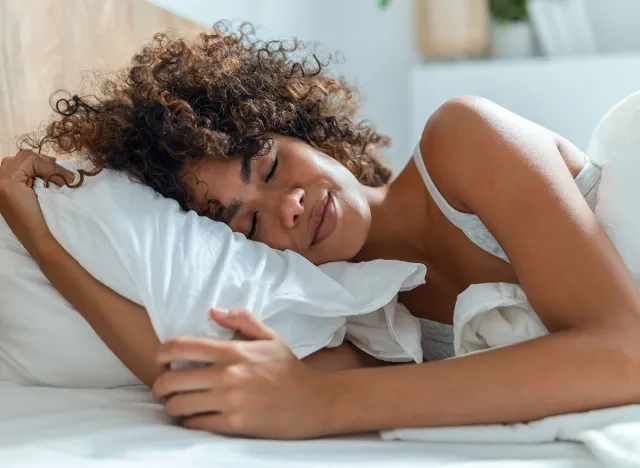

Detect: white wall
149,0,418,174
411,54,640,150
585,0,640,53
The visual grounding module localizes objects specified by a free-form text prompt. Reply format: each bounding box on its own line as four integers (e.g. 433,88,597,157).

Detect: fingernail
210,308,228,319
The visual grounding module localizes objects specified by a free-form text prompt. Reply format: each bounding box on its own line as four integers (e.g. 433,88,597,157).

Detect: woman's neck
353,182,430,263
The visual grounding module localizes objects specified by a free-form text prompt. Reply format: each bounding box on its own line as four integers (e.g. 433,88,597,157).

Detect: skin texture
3,96,640,439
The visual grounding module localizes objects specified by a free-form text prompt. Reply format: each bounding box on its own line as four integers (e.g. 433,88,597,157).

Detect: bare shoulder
418,95,562,213
419,96,640,332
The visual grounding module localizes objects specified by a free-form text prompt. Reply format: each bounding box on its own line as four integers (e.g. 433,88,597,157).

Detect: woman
2,23,640,439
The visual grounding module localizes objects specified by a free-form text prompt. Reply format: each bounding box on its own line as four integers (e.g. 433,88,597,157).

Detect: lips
310,192,337,247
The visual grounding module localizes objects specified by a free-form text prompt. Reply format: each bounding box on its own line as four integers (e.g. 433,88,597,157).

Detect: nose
279,187,305,229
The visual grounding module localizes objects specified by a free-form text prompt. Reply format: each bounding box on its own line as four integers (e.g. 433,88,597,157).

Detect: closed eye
266,157,279,182
248,155,278,239
248,212,258,239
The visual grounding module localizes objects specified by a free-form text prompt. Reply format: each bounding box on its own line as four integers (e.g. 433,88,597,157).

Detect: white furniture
410,53,640,150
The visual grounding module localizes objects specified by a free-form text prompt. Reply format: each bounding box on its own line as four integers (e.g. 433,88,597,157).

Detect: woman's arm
31,236,164,387
0,152,162,386
0,151,164,386
150,97,640,439
302,342,383,371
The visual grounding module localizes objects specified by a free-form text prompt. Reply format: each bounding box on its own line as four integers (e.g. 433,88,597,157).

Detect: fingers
5,151,75,188
39,154,57,163
182,412,237,435
152,366,224,399
210,309,278,341
156,336,242,367
32,156,75,187
163,390,229,418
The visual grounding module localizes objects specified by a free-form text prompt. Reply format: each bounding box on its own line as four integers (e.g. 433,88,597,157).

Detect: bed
0,382,601,468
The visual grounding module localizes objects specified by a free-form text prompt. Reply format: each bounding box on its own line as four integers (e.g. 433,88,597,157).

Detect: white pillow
0,161,425,388
588,91,640,284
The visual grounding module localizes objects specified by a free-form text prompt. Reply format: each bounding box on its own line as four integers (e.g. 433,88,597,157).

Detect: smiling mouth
310,193,329,247
310,191,337,247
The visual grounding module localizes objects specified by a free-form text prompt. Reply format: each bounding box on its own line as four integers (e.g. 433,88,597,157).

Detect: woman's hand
0,150,75,254
151,309,338,439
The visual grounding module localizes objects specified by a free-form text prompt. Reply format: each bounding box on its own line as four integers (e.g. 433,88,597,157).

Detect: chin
326,233,367,264
309,241,355,265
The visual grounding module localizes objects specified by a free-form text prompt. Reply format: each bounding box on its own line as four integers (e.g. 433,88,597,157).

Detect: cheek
342,206,370,248
311,153,354,182
342,186,370,219
259,221,294,252
318,192,370,263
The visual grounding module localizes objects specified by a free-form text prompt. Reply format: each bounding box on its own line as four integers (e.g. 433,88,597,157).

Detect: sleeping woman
2,22,640,439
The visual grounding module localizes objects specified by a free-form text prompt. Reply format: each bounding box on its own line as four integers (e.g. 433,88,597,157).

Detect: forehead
180,157,246,208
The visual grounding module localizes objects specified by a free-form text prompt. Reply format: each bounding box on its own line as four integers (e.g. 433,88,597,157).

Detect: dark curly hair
22,21,392,218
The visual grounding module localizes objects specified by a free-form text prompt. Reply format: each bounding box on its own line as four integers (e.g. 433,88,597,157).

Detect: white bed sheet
0,382,599,468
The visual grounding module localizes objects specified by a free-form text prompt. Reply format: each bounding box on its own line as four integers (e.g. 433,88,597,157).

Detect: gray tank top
412,143,603,361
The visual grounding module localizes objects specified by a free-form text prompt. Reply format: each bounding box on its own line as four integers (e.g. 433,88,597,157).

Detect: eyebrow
240,157,252,185
219,156,253,223
224,198,243,224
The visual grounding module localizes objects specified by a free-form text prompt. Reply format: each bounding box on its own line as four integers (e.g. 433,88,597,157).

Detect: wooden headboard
0,0,207,155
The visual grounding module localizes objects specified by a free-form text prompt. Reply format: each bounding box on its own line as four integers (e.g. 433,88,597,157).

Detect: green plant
379,0,391,9
489,0,529,23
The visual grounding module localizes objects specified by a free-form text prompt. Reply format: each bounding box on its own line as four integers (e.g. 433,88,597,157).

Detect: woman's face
181,134,372,265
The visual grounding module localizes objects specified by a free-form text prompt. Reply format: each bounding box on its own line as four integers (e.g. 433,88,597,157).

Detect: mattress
0,382,600,467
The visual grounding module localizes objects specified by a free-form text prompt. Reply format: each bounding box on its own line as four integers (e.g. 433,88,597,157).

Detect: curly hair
22,21,392,218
